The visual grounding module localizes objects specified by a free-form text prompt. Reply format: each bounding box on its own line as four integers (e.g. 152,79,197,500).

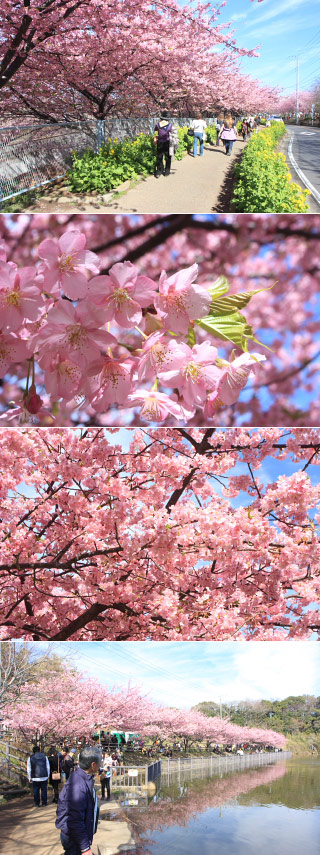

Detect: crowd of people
26,737,284,854
152,110,261,176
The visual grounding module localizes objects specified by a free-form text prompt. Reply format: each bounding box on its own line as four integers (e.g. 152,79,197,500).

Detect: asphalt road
285,124,320,210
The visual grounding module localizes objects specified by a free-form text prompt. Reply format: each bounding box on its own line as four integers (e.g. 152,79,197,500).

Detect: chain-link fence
0,121,96,203
0,115,217,203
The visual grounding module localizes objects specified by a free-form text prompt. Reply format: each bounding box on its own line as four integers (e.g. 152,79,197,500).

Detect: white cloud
56,641,320,710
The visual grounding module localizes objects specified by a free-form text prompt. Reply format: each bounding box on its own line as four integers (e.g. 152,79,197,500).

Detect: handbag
100,770,106,781
187,128,194,136
52,755,61,781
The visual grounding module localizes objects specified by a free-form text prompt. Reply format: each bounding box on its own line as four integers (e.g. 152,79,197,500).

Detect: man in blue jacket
56,745,102,855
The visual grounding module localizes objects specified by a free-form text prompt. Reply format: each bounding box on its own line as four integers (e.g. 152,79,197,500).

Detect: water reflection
124,760,320,855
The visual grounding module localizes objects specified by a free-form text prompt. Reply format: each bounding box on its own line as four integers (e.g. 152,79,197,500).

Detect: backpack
156,121,172,142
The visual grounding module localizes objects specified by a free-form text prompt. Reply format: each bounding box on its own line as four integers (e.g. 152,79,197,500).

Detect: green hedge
232,121,310,212
205,125,218,145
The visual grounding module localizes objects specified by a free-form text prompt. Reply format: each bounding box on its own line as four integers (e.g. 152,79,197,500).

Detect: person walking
215,113,224,147
56,745,102,855
27,744,50,808
100,755,112,801
219,115,237,155
154,112,173,177
241,118,249,141
48,745,61,803
192,113,207,157
63,747,75,780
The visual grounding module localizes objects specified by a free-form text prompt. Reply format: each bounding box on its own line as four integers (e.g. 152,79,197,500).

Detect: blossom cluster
0,229,266,424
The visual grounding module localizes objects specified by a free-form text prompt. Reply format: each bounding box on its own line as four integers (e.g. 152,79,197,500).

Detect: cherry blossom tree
0,427,319,641
0,1,276,121
277,91,314,116
2,667,285,750
3,673,161,740
0,213,319,427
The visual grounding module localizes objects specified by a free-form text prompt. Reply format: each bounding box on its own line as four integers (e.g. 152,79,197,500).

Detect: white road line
288,133,320,207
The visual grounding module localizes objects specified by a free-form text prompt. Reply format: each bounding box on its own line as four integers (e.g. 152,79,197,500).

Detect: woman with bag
48,746,61,803
219,115,237,155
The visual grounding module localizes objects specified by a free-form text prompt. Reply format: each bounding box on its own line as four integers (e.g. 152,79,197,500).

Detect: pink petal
61,270,88,300
109,261,138,289
38,239,60,263
59,230,86,255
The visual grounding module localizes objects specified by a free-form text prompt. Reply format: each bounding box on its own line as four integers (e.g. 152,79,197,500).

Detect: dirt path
105,140,246,213
26,139,247,214
1,794,135,855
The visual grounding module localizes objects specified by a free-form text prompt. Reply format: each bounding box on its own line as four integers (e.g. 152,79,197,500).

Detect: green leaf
196,312,273,353
207,276,230,299
196,312,252,350
187,325,196,347
210,286,275,317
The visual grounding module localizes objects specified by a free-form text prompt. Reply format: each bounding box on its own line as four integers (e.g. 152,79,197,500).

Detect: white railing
161,751,291,782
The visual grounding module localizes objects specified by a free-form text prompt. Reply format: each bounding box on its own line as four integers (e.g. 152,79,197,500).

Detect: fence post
96,119,105,152
6,743,10,778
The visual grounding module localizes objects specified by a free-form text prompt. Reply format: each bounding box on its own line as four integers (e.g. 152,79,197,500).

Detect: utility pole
296,55,300,125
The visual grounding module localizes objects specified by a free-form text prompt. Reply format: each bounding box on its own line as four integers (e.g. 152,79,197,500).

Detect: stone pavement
1,795,136,855
25,139,247,214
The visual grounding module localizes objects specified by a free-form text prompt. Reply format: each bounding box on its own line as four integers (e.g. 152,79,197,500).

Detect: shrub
175,126,193,159
205,125,218,145
68,133,156,193
232,122,310,212
68,126,192,193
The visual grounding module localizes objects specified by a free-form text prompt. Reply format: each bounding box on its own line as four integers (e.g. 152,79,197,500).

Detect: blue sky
185,0,320,95
33,641,320,708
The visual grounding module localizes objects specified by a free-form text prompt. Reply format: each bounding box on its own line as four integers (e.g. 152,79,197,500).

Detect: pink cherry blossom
217,352,267,404
87,357,134,410
0,262,44,330
128,389,182,421
204,352,266,416
38,230,100,299
154,264,212,334
158,340,221,407
0,386,54,424
36,301,116,369
137,331,176,382
86,261,157,327
0,332,30,377
44,357,83,400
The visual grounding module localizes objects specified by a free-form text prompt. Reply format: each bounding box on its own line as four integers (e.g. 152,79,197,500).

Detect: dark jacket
63,754,75,779
30,752,48,779
56,767,99,852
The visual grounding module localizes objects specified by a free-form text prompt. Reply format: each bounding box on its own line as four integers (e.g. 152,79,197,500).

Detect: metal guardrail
0,115,217,202
111,761,161,789
161,751,292,782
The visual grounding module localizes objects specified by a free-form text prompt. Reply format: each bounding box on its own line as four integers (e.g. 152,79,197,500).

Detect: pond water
124,759,320,855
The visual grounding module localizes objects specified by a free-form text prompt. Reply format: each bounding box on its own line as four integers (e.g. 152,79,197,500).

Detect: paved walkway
26,139,247,214
1,795,136,855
